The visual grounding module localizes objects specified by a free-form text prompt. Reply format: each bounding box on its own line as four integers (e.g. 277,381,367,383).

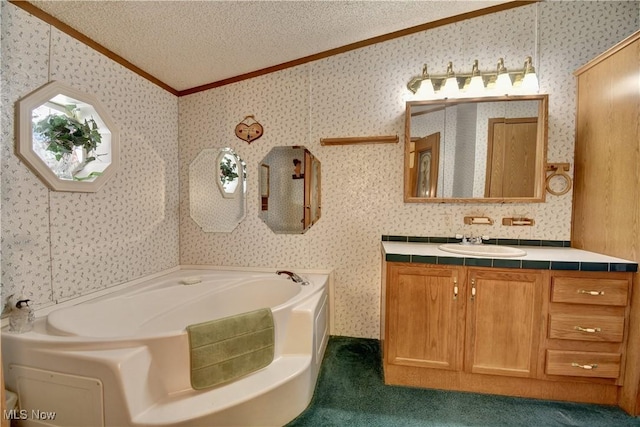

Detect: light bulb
415,80,435,99
441,62,459,98
495,58,512,95
415,64,435,99
466,60,485,96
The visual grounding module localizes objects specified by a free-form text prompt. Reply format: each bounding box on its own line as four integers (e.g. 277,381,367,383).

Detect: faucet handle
456,233,471,245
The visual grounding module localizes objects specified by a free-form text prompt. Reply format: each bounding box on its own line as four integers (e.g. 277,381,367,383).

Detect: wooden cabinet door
386,263,465,371
465,268,544,378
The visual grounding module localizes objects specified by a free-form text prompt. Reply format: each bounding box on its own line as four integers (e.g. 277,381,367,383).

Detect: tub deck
2,267,331,426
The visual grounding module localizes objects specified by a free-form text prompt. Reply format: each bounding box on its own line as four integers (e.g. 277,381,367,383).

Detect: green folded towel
187,308,275,390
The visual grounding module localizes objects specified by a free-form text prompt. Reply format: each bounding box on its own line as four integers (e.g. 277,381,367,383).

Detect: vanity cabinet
384,263,544,379
543,271,631,383
465,268,543,378
386,263,464,371
382,260,633,406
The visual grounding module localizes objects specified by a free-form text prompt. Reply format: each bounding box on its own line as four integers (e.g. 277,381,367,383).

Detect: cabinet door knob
453,279,458,300
578,289,604,296
571,362,598,370
470,278,476,301
574,326,602,333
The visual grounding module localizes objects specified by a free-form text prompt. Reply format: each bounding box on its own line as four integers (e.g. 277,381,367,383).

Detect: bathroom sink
438,243,527,258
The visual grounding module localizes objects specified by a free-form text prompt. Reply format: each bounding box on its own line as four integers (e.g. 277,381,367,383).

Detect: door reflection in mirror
259,146,321,234
409,132,440,197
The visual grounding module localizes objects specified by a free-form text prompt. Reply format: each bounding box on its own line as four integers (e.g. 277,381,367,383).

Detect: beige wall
179,2,639,338
1,2,638,340
0,3,180,310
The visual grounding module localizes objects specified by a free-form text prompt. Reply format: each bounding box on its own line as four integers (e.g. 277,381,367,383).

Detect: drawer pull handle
573,326,602,334
574,326,602,333
453,279,458,300
571,362,598,370
578,290,604,296
470,279,476,301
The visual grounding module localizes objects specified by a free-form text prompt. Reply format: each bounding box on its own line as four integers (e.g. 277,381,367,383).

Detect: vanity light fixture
466,60,485,96
414,64,435,99
406,56,539,100
521,56,540,93
441,62,460,98
494,58,513,94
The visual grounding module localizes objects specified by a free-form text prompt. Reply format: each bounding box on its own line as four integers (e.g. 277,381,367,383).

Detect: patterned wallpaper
1,2,637,340
179,2,639,338
0,3,179,309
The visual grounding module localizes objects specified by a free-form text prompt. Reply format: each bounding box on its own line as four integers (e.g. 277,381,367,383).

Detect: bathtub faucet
276,270,310,286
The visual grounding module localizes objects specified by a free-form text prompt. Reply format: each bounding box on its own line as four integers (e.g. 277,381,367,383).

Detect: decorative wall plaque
234,115,263,143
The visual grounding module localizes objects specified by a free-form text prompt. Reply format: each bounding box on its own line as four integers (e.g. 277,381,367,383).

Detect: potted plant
219,154,239,186
33,105,102,180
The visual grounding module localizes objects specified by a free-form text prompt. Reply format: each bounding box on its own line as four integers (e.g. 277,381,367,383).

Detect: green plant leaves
33,112,102,163
220,156,239,185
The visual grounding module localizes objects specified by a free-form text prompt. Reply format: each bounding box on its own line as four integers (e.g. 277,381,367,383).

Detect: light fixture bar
406,57,539,98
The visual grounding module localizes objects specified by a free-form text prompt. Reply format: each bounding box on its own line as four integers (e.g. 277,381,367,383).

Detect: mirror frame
404,94,548,203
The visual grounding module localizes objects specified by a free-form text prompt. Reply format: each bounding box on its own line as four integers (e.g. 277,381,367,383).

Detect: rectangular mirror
404,94,548,203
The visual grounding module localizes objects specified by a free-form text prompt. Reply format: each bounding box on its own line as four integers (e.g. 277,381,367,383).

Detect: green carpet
287,336,640,427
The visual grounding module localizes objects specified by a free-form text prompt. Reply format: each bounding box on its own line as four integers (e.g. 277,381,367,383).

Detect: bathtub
2,267,331,426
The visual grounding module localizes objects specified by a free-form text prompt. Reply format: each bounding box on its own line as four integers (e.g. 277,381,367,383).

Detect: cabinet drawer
551,277,628,306
545,350,621,379
548,314,624,342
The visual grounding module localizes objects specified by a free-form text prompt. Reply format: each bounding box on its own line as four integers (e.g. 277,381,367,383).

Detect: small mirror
190,148,246,232
15,81,119,192
404,95,548,203
259,146,321,234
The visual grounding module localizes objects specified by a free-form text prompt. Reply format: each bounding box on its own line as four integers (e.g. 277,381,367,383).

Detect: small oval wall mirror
190,148,246,232
259,146,321,234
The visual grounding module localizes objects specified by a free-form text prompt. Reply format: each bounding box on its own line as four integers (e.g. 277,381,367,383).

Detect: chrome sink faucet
456,234,489,245
276,270,310,285
470,235,489,245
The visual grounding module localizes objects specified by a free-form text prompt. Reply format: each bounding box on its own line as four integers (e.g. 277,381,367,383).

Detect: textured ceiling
26,1,512,93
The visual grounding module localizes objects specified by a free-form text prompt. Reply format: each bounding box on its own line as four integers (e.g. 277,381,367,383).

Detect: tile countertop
382,241,638,273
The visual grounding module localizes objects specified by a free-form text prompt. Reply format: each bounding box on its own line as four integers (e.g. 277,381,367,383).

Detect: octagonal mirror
15,81,120,192
190,147,247,232
259,146,321,234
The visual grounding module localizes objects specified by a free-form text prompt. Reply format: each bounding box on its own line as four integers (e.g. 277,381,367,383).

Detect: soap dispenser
8,295,34,333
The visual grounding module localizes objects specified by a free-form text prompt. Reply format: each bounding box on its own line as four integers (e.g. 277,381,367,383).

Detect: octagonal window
15,81,119,192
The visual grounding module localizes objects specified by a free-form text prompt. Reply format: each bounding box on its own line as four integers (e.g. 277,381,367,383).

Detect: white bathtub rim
1,266,181,328
45,275,305,338
2,265,332,327
1,266,335,341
